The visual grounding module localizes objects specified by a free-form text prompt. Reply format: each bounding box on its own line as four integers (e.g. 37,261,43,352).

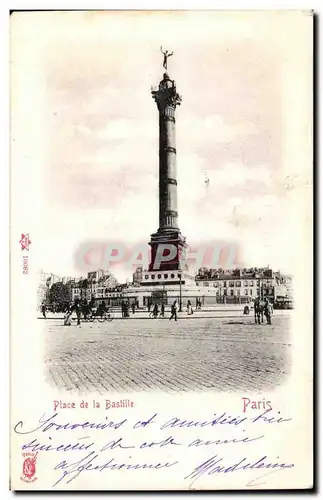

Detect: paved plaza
44,314,292,394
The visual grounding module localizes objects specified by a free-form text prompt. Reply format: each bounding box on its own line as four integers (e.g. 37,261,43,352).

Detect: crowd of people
41,297,202,324
41,296,274,326
146,299,200,321
62,298,110,326
253,297,273,325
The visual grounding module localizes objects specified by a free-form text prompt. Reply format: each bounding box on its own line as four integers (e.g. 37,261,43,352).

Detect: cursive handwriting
184,454,295,487
161,410,291,430
14,409,292,437
13,409,294,488
52,451,179,486
14,413,127,435
188,434,264,447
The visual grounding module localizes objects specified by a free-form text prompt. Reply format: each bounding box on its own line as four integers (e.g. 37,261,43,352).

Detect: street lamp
179,272,182,312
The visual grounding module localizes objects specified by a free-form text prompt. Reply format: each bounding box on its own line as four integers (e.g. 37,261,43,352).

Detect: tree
49,282,70,306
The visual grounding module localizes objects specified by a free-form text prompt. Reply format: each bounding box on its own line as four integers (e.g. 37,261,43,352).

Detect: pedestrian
82,299,89,320
243,305,250,315
169,300,178,321
89,297,96,319
121,302,125,318
187,300,193,315
74,299,82,326
64,303,72,326
264,299,272,325
160,303,165,317
153,303,159,318
124,302,130,318
147,301,151,313
41,300,46,319
132,302,136,314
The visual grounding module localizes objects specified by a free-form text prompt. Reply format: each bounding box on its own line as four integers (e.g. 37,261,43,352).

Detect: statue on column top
160,46,174,71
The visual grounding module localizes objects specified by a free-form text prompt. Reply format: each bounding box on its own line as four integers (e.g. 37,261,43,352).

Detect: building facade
195,267,293,304
70,270,119,302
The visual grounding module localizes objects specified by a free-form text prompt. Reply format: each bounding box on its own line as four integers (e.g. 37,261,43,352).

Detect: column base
148,229,187,272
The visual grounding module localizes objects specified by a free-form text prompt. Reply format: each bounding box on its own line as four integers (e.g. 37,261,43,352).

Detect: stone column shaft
151,73,182,233
159,107,178,229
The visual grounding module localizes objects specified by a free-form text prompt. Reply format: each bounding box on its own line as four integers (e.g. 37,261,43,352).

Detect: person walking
82,299,89,320
160,303,165,318
153,303,159,318
169,300,178,321
243,304,250,315
64,303,73,326
187,300,193,315
41,300,47,319
264,298,273,325
89,297,96,319
132,302,136,315
74,299,82,326
124,302,130,318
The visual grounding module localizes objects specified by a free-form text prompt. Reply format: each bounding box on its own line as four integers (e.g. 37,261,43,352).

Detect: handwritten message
13,406,295,489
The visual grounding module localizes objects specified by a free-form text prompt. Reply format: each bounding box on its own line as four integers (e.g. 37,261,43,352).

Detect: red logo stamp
19,233,31,251
20,452,38,483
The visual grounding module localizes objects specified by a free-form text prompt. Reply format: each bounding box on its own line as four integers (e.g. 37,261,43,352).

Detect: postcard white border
3,1,319,499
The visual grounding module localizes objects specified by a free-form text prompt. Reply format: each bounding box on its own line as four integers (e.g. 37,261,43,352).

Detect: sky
11,11,312,282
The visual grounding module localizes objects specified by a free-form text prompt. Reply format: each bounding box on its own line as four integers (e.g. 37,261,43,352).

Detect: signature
184,454,295,488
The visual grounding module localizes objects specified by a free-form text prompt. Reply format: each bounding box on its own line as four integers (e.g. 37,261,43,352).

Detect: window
245,289,248,295
145,275,149,280
204,282,209,287
151,275,155,280
223,281,227,288
237,289,240,296
250,289,253,295
229,281,234,287
158,274,161,279
164,274,168,279
236,281,241,287
244,281,248,287
171,274,175,279
230,289,234,296
250,281,254,287
224,289,227,296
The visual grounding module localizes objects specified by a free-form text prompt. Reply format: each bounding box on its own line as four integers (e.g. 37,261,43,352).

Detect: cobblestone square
44,315,292,394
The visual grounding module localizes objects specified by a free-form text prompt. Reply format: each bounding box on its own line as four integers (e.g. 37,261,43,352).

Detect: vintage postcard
10,10,313,490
